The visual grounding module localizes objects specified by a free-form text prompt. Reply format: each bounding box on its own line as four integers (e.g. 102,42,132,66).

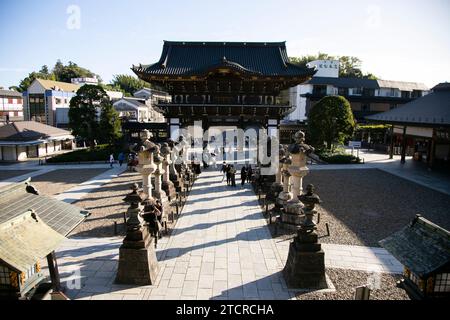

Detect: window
351,88,362,95
312,85,327,95
338,87,348,96
410,272,421,288
0,265,10,286
434,273,450,292
361,104,371,112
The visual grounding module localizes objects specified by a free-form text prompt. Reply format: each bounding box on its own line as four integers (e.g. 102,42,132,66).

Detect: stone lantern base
115,227,160,285
283,231,328,289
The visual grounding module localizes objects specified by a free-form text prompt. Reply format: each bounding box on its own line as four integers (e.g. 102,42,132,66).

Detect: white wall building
0,89,23,123
286,60,339,122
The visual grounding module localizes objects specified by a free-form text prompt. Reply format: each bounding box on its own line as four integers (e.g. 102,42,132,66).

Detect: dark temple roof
380,215,450,277
366,82,450,126
132,41,316,78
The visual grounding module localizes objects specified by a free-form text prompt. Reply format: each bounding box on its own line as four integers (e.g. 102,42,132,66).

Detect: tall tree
18,65,55,92
110,74,150,96
68,85,106,148
99,102,122,146
53,60,100,83
16,60,99,92
308,96,356,150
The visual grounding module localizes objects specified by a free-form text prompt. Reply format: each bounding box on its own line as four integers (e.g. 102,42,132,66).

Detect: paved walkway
44,169,404,300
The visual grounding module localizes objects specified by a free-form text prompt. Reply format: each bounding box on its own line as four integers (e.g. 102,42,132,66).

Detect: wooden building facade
132,41,316,141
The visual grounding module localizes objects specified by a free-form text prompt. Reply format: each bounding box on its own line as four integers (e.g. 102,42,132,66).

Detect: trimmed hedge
316,150,361,164
47,144,120,163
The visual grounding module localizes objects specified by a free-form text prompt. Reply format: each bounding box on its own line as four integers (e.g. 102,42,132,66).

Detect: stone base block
115,243,160,286
283,241,328,289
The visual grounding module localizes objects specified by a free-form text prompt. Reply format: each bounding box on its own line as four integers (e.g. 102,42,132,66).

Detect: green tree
16,60,100,92
99,102,122,146
18,65,55,92
68,85,106,148
308,96,356,151
53,60,100,83
110,74,150,96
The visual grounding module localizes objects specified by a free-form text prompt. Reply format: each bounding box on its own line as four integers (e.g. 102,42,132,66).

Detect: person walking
221,162,227,182
109,153,115,168
118,152,125,167
240,166,247,186
247,165,253,183
230,165,236,187
226,164,232,186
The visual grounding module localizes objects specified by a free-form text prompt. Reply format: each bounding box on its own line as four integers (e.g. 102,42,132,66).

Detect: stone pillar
115,183,160,285
283,184,328,289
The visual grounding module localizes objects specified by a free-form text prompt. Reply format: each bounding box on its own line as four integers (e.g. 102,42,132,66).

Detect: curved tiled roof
366,83,450,126
132,41,316,78
0,121,72,141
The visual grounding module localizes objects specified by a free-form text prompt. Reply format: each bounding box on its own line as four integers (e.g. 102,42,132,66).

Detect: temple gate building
132,41,316,142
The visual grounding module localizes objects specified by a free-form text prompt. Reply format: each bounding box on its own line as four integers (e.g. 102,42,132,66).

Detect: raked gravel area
30,168,110,197
296,268,409,300
301,168,450,247
70,171,142,238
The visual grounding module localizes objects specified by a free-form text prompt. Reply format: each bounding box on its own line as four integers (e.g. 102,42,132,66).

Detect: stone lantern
280,131,314,231
283,183,328,289
161,142,177,201
152,144,170,230
115,183,160,285
168,140,184,194
135,130,157,198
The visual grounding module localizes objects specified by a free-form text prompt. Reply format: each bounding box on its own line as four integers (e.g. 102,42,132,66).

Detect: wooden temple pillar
428,130,436,169
389,125,394,159
46,251,62,292
400,126,407,164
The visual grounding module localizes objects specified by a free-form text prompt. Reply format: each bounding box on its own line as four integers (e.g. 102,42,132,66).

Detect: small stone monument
115,183,160,285
283,184,328,289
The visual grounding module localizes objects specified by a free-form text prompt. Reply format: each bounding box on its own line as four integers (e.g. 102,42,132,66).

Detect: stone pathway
45,169,404,300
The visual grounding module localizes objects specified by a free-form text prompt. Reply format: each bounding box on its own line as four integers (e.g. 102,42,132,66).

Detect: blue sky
0,0,449,88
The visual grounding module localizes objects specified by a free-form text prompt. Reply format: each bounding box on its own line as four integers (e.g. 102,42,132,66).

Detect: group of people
221,162,253,187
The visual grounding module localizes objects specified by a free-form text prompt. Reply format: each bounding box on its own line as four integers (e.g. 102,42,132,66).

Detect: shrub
316,149,361,164
47,144,122,163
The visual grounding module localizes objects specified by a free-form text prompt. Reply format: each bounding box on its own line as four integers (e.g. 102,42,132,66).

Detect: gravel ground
0,169,36,181
70,171,141,237
30,168,109,196
268,169,450,247
70,171,186,238
296,268,410,300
